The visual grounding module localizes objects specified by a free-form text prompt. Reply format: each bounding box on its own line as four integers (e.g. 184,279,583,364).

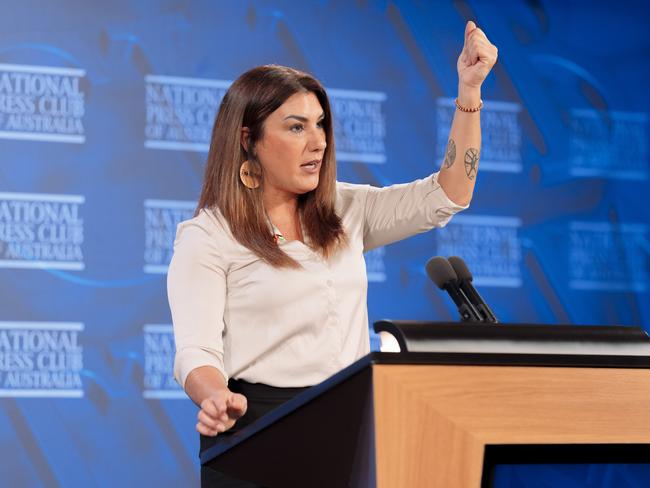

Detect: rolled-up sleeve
361,171,468,251
167,219,228,389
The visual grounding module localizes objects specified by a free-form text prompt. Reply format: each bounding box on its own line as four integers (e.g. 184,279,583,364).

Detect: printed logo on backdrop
144,75,230,151
0,63,86,143
144,76,388,165
365,246,386,282
143,199,195,274
328,88,387,164
569,110,648,180
0,192,85,270
437,98,522,173
0,322,84,398
435,215,522,287
569,221,648,291
142,324,184,399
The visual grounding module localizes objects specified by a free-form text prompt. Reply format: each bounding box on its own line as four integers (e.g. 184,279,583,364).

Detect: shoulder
174,206,234,251
335,180,371,215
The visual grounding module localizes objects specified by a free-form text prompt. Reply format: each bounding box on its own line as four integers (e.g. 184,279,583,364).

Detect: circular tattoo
444,139,456,169
464,147,480,180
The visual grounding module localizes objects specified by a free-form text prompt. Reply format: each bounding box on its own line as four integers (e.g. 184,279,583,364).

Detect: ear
240,127,250,153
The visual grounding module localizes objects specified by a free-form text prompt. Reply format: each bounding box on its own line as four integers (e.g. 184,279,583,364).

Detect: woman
168,21,497,486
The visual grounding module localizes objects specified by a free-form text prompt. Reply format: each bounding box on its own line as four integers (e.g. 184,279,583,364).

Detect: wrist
457,84,481,108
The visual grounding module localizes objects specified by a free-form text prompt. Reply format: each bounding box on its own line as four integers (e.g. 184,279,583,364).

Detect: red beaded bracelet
455,98,483,112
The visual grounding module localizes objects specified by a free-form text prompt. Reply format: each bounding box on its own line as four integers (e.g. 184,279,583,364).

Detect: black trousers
200,379,309,487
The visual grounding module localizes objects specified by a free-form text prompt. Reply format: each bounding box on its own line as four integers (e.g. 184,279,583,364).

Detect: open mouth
300,160,321,170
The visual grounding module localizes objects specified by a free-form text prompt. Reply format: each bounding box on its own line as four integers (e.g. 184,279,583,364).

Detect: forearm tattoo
464,147,480,180
443,138,456,169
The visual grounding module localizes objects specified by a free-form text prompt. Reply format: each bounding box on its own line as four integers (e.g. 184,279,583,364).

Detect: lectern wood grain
372,364,650,488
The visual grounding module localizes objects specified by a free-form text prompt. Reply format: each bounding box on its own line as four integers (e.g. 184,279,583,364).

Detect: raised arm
438,21,498,206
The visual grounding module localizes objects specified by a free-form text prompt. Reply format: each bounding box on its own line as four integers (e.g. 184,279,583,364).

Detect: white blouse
167,172,466,389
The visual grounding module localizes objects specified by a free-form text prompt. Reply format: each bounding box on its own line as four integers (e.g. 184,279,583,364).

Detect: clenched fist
196,389,247,437
457,21,498,89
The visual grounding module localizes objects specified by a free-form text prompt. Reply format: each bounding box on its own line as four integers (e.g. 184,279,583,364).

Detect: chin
294,178,320,195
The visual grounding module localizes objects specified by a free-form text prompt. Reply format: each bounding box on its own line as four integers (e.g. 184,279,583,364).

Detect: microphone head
425,256,458,289
448,256,473,282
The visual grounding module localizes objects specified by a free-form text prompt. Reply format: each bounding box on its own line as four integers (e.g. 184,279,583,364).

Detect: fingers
201,397,228,422
198,409,226,433
226,393,248,418
462,22,477,63
463,25,498,67
197,409,226,437
196,420,223,437
467,26,486,43
464,20,476,40
197,396,228,437
467,41,495,66
200,397,219,417
195,392,249,437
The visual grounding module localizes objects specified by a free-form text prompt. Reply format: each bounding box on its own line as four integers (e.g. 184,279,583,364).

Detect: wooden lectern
202,323,650,487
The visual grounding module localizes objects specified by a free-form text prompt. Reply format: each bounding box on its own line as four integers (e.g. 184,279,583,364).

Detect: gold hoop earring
239,160,260,189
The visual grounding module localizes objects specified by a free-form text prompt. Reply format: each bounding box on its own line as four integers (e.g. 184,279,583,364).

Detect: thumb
465,20,476,41
227,393,247,414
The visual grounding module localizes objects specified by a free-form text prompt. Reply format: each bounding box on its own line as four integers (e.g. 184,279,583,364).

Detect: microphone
448,256,498,324
425,256,482,322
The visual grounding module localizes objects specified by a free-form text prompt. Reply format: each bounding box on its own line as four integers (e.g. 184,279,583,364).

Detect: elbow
453,193,473,207
436,172,473,207
442,189,473,208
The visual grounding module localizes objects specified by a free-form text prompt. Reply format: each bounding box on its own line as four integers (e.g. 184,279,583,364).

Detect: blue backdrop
0,1,648,486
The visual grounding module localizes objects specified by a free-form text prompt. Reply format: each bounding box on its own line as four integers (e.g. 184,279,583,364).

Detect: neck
263,188,299,223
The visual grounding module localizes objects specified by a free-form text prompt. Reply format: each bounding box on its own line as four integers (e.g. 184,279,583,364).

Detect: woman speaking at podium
168,21,497,486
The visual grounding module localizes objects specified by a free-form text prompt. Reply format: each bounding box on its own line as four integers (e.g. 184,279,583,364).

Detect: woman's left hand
457,21,498,89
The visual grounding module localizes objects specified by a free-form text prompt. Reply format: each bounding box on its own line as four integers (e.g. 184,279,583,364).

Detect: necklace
266,212,303,243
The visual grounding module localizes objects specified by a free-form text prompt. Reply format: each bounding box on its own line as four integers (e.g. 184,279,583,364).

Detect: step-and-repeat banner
0,1,648,486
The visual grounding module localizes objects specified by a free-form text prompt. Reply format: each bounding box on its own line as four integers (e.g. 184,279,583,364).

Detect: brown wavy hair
196,65,345,267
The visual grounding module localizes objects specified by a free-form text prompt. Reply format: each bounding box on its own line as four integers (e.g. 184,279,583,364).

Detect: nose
308,127,326,153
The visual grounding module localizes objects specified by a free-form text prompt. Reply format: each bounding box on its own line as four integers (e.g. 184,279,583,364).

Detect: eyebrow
283,113,325,122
